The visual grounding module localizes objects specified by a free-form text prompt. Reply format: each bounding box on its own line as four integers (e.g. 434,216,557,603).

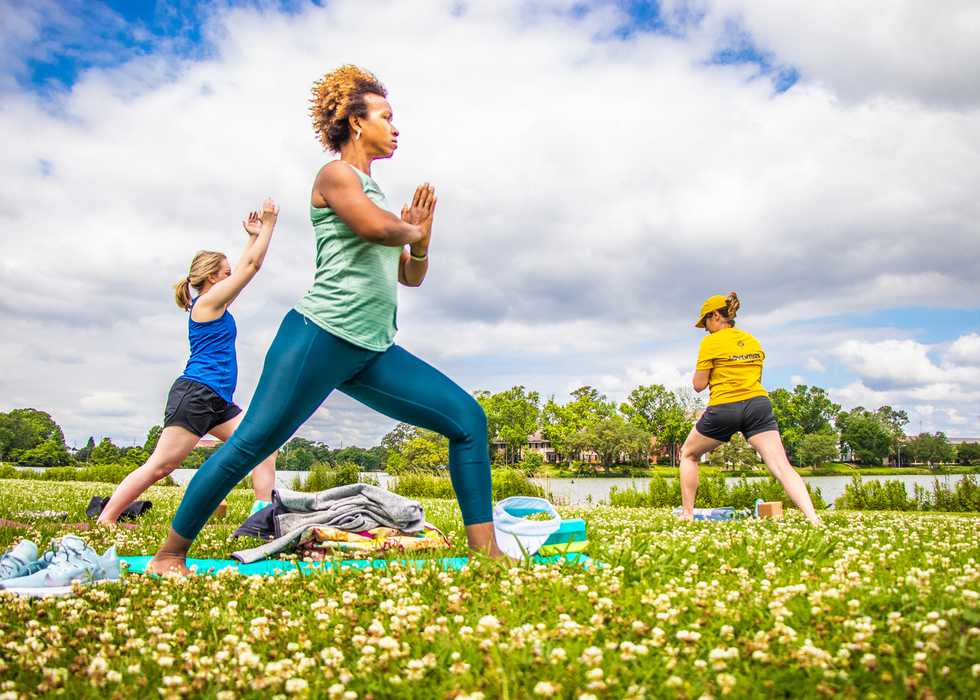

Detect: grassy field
0,479,978,699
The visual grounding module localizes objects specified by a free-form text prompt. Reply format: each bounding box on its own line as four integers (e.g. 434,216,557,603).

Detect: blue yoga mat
120,552,594,576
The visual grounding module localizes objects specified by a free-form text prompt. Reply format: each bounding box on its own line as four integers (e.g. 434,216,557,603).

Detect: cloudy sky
2,0,979,449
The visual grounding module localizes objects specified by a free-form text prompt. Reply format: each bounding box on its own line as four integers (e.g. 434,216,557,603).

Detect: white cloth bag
492,496,561,559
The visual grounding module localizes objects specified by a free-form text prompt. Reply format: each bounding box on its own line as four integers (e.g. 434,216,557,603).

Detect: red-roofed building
196,437,222,450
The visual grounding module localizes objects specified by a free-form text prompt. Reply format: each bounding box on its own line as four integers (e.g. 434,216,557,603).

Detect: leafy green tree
515,452,544,477
380,423,418,468
707,433,759,471
0,414,19,460
956,442,980,466
0,408,67,461
144,425,163,454
838,409,892,465
120,447,148,468
874,406,910,462
276,437,331,469
381,423,417,452
795,432,840,468
567,415,649,472
386,430,448,474
907,432,954,467
769,385,841,462
620,385,697,466
75,436,96,462
332,446,384,471
16,435,73,467
89,437,121,464
542,387,614,466
285,446,315,471
181,447,211,468
475,386,540,464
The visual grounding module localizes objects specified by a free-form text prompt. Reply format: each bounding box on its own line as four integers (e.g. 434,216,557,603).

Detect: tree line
382,384,977,473
2,387,976,474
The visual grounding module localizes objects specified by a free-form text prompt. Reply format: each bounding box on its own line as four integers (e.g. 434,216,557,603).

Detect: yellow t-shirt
696,327,768,406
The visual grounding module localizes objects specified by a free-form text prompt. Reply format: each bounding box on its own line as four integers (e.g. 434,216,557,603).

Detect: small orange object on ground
213,500,228,519
757,501,783,519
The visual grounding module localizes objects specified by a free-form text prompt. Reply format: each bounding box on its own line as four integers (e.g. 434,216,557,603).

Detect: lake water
165,469,969,507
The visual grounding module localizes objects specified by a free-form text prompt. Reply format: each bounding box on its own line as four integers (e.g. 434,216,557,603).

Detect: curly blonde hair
310,65,388,153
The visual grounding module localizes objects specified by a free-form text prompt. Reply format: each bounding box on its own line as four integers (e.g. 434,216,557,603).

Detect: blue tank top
179,299,238,403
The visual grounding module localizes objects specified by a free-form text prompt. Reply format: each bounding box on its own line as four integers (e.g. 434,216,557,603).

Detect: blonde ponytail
174,277,193,310
174,250,226,311
723,291,740,325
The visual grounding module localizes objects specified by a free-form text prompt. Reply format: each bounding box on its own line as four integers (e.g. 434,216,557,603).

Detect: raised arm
196,198,278,314
314,161,425,247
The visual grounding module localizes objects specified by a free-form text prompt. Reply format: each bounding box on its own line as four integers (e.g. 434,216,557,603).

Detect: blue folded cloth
673,507,749,521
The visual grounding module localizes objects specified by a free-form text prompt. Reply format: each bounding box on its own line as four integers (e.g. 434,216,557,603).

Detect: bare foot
677,512,694,522
145,554,190,576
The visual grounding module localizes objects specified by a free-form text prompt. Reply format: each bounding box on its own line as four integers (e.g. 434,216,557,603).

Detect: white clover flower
716,672,736,695
285,678,309,694
579,646,603,667
534,681,557,696
477,615,501,634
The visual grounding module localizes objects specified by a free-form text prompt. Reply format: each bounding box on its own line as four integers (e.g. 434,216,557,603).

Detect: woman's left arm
398,183,436,287
692,370,711,392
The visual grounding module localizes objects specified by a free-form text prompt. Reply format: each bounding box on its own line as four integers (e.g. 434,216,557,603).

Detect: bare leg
747,430,822,525
145,528,192,576
209,413,277,502
466,522,506,558
678,428,722,519
97,426,200,524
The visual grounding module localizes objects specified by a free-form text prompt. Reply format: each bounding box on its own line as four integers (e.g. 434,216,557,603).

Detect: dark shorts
163,378,241,437
695,395,779,443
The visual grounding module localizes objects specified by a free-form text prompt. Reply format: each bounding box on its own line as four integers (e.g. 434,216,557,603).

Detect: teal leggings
171,310,491,541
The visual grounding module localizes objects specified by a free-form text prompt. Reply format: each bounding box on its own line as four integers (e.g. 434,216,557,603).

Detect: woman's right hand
400,183,436,251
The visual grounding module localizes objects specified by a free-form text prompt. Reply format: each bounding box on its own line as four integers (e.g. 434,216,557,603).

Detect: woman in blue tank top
97,200,281,523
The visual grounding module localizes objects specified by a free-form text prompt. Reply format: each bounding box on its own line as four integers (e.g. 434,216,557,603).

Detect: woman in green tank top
147,66,503,574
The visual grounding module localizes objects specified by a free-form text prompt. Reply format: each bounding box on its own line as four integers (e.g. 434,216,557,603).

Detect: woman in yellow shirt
679,293,821,525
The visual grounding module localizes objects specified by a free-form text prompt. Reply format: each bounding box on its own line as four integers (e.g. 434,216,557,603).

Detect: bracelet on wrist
410,250,428,262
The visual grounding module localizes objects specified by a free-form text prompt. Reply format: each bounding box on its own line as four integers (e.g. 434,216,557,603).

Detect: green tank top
295,165,401,351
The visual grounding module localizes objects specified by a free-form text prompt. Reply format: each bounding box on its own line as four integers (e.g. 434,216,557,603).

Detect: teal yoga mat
120,552,594,576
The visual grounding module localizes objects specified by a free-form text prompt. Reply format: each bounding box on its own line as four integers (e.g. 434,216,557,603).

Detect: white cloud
805,357,826,373
827,333,980,435
947,333,980,366
677,0,980,107
833,339,950,389
1,0,978,446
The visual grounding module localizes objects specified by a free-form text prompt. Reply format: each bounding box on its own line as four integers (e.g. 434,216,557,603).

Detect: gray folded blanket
231,483,425,564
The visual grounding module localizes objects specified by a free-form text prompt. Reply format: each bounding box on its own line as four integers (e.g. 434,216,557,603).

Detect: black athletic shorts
695,395,779,443
163,378,241,437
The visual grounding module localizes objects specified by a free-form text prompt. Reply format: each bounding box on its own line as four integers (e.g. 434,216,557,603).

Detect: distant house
196,437,222,450
491,430,559,464
492,430,666,465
